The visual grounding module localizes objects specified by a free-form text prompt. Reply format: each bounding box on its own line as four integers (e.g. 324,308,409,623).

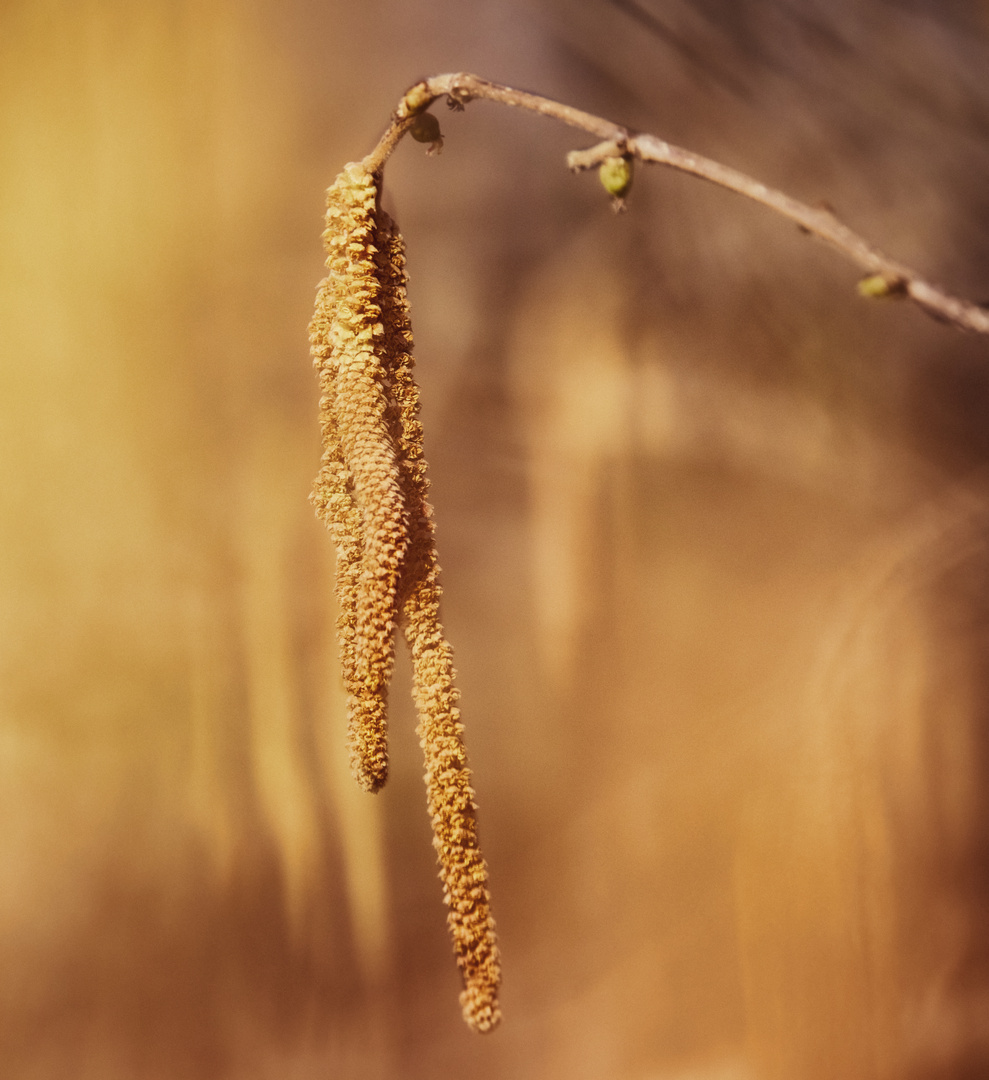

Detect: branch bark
360,72,989,336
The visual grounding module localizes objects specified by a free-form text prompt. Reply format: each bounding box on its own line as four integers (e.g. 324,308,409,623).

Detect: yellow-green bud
857,273,905,299
401,81,433,118
599,155,633,199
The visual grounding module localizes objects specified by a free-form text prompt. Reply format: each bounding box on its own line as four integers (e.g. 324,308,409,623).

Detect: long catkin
309,161,501,1031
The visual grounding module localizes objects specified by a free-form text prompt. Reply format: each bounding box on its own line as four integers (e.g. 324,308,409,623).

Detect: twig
361,72,989,335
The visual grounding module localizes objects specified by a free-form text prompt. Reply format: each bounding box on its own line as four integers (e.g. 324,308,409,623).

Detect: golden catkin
309,161,500,1031
371,209,501,1030
310,161,407,793
403,558,502,1033
376,217,501,1032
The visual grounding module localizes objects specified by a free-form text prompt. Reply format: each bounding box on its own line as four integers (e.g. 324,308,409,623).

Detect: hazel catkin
309,159,501,1031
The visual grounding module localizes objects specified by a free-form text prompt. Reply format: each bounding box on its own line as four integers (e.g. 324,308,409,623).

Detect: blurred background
2,1,989,1077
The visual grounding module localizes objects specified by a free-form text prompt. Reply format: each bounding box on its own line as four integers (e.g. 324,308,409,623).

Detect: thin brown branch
361,72,989,335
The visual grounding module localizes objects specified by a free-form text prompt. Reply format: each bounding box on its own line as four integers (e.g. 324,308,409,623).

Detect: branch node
445,78,473,110
798,200,840,235
567,139,623,173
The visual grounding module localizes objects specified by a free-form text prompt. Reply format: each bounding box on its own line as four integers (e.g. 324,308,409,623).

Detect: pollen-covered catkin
309,159,501,1031
403,553,502,1033
373,210,501,1031
309,161,408,793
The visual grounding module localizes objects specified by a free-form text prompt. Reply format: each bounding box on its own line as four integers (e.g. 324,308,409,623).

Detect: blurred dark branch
606,0,750,97
363,72,989,336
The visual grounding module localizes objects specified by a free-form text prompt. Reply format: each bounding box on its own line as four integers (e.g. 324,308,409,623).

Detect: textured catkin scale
309,160,501,1029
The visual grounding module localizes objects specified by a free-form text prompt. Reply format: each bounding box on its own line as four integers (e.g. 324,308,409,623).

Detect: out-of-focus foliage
1,1,989,1077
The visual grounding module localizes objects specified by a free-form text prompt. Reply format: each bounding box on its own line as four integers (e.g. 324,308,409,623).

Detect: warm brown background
2,1,989,1077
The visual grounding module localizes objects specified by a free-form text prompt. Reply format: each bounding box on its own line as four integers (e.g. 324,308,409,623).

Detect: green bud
410,111,442,144
598,155,633,200
857,273,905,299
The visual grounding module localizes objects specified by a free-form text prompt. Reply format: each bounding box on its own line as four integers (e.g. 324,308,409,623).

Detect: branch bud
598,155,633,211
399,80,434,118
857,273,907,299
409,111,444,154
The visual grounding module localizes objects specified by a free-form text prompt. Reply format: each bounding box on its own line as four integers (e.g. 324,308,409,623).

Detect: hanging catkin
309,160,501,1032
309,161,405,793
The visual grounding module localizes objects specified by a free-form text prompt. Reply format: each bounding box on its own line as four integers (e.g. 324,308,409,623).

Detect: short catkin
309,160,501,1032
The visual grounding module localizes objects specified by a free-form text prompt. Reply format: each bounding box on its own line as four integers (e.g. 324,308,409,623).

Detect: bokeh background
2,1,989,1077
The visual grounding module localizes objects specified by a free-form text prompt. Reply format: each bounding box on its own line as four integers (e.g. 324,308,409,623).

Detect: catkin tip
349,735,388,792
462,986,502,1033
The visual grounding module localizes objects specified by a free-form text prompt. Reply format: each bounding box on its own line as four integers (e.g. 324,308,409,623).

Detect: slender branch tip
355,72,988,334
